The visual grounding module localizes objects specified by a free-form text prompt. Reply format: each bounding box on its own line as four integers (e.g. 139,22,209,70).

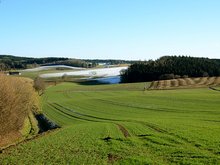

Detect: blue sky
0,0,220,60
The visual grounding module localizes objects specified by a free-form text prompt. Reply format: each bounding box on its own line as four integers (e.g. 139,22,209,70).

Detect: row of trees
121,56,220,83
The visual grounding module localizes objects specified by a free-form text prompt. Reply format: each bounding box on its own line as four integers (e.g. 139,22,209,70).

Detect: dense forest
0,55,135,71
121,56,220,83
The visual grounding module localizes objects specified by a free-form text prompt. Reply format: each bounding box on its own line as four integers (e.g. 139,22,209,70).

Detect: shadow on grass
76,80,110,86
35,114,60,133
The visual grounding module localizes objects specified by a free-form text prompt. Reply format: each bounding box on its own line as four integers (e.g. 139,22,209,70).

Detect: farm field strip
149,76,220,90
1,82,220,164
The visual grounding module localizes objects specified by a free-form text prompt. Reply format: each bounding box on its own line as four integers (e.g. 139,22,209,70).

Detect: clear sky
0,0,220,60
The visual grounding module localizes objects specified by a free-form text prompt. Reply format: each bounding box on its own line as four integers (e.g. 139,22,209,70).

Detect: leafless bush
0,75,39,136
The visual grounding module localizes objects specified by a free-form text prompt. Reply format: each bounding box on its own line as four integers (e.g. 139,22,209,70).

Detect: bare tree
61,73,68,82
33,76,45,96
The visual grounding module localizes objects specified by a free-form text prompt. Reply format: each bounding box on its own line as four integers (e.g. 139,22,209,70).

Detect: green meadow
1,82,220,164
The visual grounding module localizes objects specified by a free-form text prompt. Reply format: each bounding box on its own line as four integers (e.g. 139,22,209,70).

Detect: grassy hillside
1,82,220,164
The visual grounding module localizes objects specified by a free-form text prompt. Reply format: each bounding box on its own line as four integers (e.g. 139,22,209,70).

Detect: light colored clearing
40,67,128,78
23,65,85,72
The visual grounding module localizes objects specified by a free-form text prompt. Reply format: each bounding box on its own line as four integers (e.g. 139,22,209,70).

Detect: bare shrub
61,73,68,82
33,76,45,95
0,75,39,137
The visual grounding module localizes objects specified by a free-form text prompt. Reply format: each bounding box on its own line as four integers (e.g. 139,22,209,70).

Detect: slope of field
1,82,220,164
148,77,220,90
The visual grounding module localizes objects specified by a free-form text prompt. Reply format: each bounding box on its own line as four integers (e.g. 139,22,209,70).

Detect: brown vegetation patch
205,77,216,85
185,78,195,85
157,80,165,89
178,79,187,86
197,77,208,85
117,124,130,138
213,77,220,85
107,153,121,164
0,132,21,149
164,80,171,87
0,75,39,148
170,79,179,87
148,77,220,90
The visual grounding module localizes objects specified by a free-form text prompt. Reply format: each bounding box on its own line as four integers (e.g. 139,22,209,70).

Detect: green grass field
1,82,220,164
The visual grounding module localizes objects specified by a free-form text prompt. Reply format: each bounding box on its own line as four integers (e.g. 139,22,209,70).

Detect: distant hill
0,55,136,71
0,55,70,70
121,56,220,83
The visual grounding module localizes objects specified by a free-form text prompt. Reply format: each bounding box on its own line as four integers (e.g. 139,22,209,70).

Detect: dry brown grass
197,77,208,85
164,80,171,87
170,79,179,87
204,77,216,85
212,77,220,85
157,80,165,89
0,74,39,147
148,77,220,90
148,81,159,89
185,78,195,85
178,79,187,86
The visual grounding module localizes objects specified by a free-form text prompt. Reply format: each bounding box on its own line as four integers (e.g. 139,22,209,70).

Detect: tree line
0,55,97,70
0,55,136,71
84,59,138,65
121,56,220,83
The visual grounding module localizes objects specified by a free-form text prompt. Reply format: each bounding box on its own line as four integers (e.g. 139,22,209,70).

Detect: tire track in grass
47,103,100,123
97,99,182,113
48,101,220,159
137,121,220,157
209,87,220,92
53,103,123,122
52,100,219,155
48,100,220,158
116,124,131,138
63,91,72,99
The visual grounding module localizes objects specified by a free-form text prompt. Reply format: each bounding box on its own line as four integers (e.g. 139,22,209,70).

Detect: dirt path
116,124,130,138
